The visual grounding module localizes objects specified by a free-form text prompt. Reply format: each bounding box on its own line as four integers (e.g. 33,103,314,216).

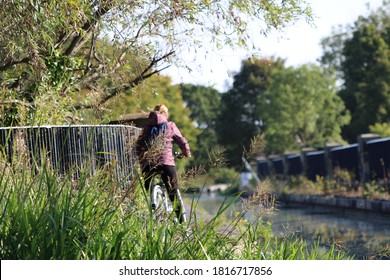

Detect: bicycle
150,152,187,223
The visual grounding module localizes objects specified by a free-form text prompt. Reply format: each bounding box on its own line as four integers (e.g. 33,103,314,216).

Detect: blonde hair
154,104,169,117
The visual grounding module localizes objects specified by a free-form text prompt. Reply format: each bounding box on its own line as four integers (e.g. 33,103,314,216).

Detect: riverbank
276,193,390,214
191,184,390,214
230,175,390,215
191,181,390,214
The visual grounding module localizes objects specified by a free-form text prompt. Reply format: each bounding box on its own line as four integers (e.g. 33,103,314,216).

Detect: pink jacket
136,112,191,166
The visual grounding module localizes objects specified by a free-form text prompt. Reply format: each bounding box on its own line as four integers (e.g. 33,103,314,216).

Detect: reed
0,157,349,260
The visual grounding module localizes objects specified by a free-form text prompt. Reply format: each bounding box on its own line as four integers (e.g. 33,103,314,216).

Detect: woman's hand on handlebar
174,152,191,159
174,152,183,159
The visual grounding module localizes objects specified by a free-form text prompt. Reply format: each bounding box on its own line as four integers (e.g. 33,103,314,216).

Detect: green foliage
260,64,350,154
211,167,239,184
181,84,221,168
369,122,390,137
320,1,390,142
0,0,312,126
0,156,348,260
217,58,349,164
319,25,350,79
44,50,83,89
216,58,285,168
275,172,390,201
362,182,388,199
242,236,347,260
181,84,221,127
284,175,324,195
332,167,356,192
0,89,30,126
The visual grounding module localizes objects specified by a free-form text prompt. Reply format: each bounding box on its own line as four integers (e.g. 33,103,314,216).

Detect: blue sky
165,0,385,92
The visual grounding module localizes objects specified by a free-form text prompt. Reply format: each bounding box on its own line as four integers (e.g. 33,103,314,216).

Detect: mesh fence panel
0,125,141,187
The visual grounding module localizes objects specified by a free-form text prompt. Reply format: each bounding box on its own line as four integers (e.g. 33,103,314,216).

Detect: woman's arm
171,122,191,157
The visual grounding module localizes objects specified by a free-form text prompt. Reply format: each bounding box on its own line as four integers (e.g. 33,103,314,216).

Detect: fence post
358,133,380,184
283,152,295,179
324,143,341,179
301,147,316,179
268,155,277,176
256,156,270,180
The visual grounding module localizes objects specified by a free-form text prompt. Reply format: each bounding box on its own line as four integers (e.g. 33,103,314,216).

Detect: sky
164,0,385,92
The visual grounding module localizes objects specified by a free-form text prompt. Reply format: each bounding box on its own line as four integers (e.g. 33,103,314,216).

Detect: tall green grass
0,157,350,260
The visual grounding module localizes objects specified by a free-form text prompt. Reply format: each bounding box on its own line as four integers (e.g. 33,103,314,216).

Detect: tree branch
0,99,33,107
74,50,175,110
64,2,113,56
132,50,175,86
0,57,30,72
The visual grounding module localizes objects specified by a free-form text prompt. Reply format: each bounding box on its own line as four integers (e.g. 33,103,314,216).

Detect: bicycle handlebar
174,152,192,159
174,151,184,159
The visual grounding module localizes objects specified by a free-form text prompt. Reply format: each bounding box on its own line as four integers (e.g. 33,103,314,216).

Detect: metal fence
0,125,141,186
257,134,390,185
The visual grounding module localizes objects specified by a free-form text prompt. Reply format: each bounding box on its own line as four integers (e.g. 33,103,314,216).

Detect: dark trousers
142,164,178,195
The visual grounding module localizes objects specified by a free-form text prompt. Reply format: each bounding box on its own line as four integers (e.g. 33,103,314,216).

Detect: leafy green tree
181,84,221,168
216,58,285,168
341,4,390,142
0,0,312,126
319,25,351,80
319,1,390,142
260,64,350,154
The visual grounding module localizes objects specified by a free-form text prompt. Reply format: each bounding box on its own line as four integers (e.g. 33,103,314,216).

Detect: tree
319,1,390,142
319,25,351,80
341,4,390,142
0,0,312,126
260,64,350,154
216,58,285,168
181,84,221,168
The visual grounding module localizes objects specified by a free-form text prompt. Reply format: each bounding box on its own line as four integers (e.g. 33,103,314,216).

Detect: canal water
184,192,390,259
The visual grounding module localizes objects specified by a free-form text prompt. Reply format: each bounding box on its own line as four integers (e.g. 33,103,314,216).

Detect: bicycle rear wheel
151,184,172,221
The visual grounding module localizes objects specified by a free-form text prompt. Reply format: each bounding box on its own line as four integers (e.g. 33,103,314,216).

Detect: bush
212,167,238,184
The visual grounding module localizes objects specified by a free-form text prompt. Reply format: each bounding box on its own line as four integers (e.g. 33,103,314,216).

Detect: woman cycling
136,104,191,223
